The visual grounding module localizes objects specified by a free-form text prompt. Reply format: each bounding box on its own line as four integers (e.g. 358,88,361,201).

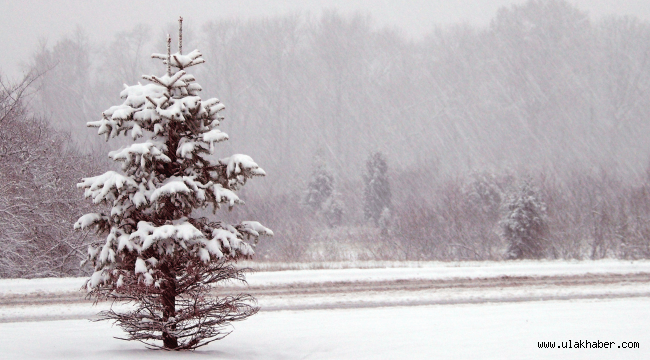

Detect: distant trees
8,0,650,268
304,154,335,212
465,172,502,219
97,24,154,101
0,74,97,278
30,28,98,148
27,3,650,189
363,152,391,226
500,179,549,259
303,154,346,227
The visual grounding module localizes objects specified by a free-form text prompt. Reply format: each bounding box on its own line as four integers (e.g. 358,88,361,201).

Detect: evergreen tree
323,190,345,227
363,152,391,225
465,171,502,218
75,18,272,350
303,154,334,212
500,179,548,259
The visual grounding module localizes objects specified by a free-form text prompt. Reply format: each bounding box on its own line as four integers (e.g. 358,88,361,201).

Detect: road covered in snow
0,260,648,359
1,260,649,322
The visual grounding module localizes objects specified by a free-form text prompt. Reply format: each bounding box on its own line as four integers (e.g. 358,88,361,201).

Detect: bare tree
0,73,98,278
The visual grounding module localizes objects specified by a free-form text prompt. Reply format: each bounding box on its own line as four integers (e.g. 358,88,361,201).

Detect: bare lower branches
87,258,258,350
98,292,258,350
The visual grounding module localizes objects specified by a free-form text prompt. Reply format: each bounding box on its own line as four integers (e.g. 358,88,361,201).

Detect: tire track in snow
1,272,649,322
3,272,649,305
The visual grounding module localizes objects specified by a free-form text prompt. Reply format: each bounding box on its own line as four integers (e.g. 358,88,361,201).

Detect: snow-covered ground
3,259,650,295
0,299,647,359
0,260,648,359
245,259,650,286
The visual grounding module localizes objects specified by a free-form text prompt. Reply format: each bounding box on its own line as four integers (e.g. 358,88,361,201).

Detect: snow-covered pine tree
74,18,272,350
499,178,548,260
322,190,344,227
363,152,391,226
303,154,334,212
465,171,502,218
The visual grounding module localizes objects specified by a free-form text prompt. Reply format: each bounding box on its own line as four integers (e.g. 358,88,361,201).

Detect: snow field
3,276,648,323
244,259,650,286
2,278,649,323
0,298,647,359
2,260,650,322
3,259,650,295
1,260,648,356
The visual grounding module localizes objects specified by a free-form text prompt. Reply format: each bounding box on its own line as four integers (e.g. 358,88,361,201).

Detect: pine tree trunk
161,263,178,349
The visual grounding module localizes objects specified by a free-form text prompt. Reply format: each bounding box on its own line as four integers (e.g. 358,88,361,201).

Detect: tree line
2,0,650,277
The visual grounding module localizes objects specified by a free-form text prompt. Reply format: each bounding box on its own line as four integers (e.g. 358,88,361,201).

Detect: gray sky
1,0,649,81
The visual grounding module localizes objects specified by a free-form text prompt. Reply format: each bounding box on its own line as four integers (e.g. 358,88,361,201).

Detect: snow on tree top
120,83,167,108
152,50,206,69
142,70,188,89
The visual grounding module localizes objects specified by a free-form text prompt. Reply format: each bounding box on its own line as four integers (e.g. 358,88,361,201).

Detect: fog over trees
3,0,650,277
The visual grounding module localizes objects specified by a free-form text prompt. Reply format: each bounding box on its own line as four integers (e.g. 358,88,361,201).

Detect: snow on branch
152,50,206,70
202,98,225,119
150,176,207,204
142,70,187,89
74,213,109,230
212,184,242,209
202,129,229,153
239,221,274,237
108,141,170,171
221,154,266,178
78,171,138,204
219,154,266,189
120,83,167,108
129,220,206,252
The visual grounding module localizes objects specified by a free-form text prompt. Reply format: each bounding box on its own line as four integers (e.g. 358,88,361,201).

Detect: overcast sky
1,0,649,81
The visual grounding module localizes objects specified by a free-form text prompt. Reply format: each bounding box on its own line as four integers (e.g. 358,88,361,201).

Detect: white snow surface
244,259,650,286
2,260,650,296
1,261,649,358
0,299,647,359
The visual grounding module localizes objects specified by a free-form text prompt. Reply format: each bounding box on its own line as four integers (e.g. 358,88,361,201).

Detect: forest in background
2,0,650,277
